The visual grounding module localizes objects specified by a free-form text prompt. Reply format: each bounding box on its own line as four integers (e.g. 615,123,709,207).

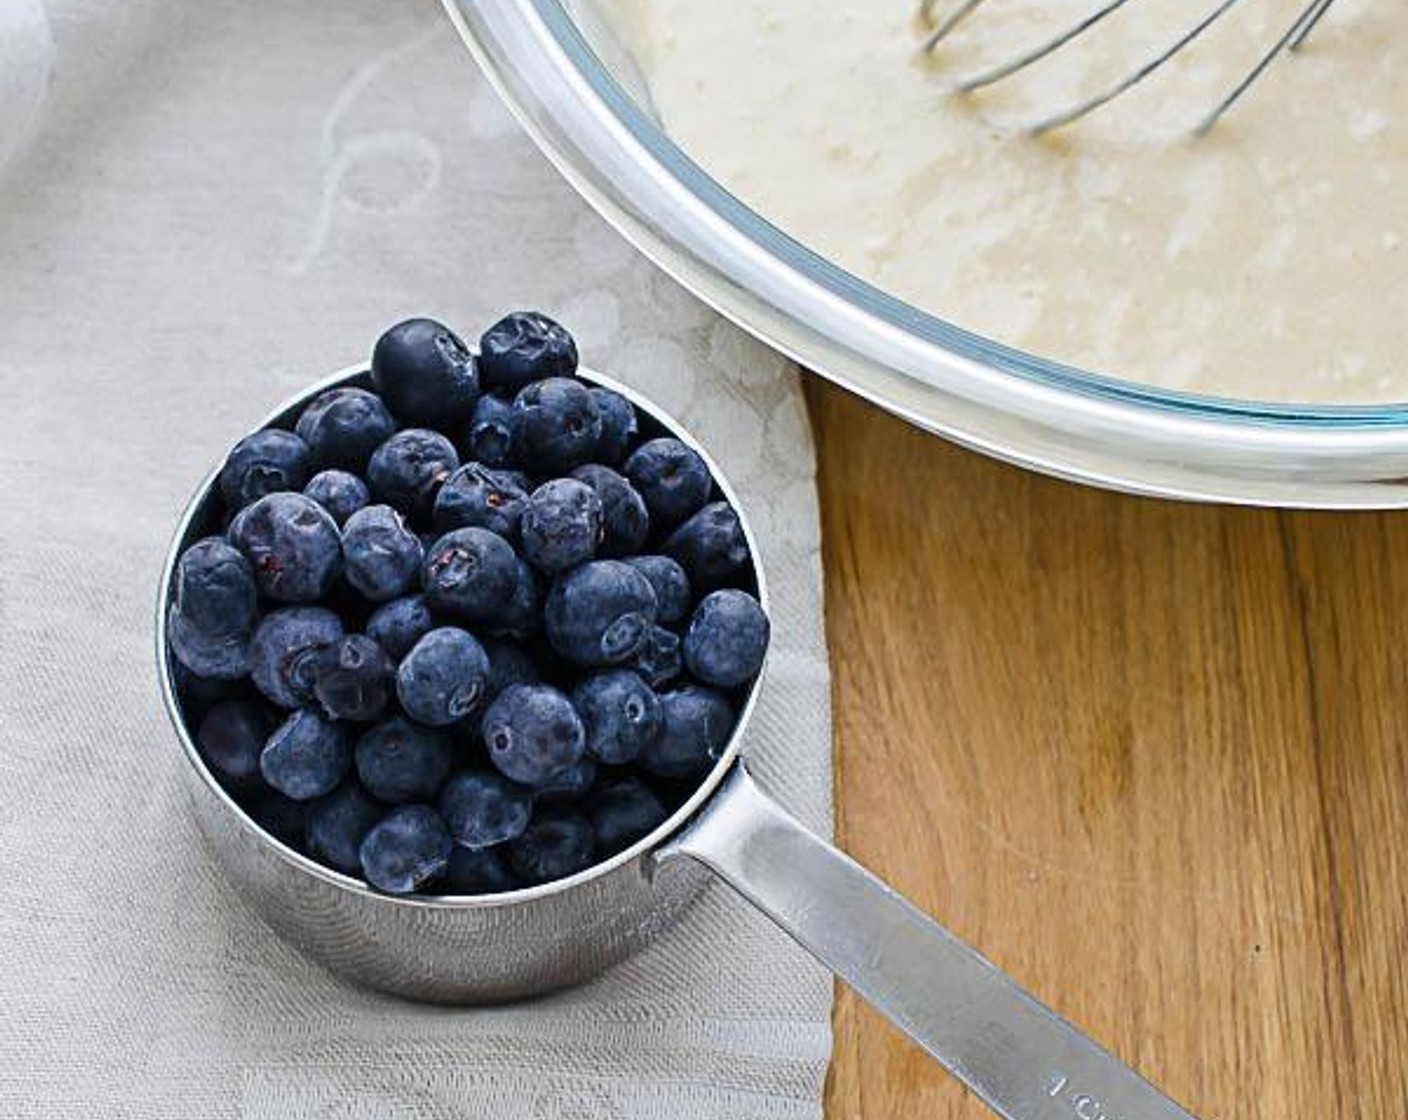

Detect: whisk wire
1195,0,1337,133
955,0,1140,93
920,0,1345,133
1029,0,1242,135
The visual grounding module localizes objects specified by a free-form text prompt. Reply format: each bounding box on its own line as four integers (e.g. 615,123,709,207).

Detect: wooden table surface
806,381,1408,1120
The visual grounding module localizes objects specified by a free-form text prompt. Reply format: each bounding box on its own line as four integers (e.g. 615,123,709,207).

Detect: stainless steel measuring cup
157,365,1201,1120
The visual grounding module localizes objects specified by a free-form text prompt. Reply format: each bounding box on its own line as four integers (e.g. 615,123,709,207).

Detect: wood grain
806,380,1408,1120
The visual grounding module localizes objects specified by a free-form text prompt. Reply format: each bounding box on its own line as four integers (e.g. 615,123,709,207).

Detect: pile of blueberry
166,314,768,895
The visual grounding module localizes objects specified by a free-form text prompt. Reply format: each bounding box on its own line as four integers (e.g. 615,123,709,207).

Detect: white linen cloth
0,0,834,1115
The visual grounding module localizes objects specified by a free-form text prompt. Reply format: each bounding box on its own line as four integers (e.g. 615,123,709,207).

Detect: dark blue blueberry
462,393,519,467
437,770,533,850
341,504,423,602
366,428,459,522
637,685,734,778
662,501,751,593
305,781,384,875
491,558,542,639
572,670,661,765
171,537,257,639
219,429,311,510
229,492,343,603
544,560,657,667
529,757,597,802
623,555,691,626
260,709,352,800
312,634,394,721
623,438,711,530
371,318,480,426
295,387,396,471
482,684,586,786
570,464,648,558
422,527,519,624
505,807,596,885
171,660,245,715
629,625,683,687
589,776,669,853
589,387,638,465
365,594,435,661
358,805,453,894
195,699,274,792
167,611,251,680
683,589,770,687
395,627,490,726
243,788,309,846
483,639,542,700
443,847,521,894
512,377,602,471
478,311,578,393
303,469,370,526
433,462,529,539
354,717,454,804
520,478,602,573
249,607,344,708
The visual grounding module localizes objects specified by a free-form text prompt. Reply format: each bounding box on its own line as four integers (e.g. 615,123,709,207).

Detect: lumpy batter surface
603,0,1404,402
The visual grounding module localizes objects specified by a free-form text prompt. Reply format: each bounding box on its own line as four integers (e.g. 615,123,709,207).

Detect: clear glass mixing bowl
442,0,1408,507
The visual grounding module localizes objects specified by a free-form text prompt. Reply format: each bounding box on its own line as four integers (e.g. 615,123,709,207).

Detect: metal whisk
918,0,1341,135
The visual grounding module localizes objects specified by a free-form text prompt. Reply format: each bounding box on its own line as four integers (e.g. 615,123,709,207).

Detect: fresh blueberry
505,807,596,885
422,527,519,624
443,847,521,894
512,377,602,471
437,770,533,850
623,555,691,626
544,560,657,666
637,685,734,778
171,537,257,639
260,709,352,800
195,699,274,792
355,717,454,804
483,639,542,700
572,670,661,765
219,429,311,510
312,634,394,721
358,805,453,894
623,438,711,529
371,318,480,425
249,606,344,708
520,478,602,573
229,492,343,603
295,386,396,471
305,781,384,875
303,469,370,526
167,612,252,681
629,625,683,687
433,462,529,539
243,788,309,846
662,501,751,593
529,757,597,801
570,464,648,558
589,387,638,465
396,627,490,726
478,311,578,393
341,504,423,602
482,684,586,786
365,594,435,661
171,660,245,715
462,393,519,467
488,558,542,639
366,428,459,523
683,589,770,687
589,776,669,853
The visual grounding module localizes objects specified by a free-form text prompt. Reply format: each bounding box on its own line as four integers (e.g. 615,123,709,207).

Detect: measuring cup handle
656,763,1202,1120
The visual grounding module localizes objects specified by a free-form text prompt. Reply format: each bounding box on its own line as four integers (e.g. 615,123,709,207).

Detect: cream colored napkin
0,0,833,1116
